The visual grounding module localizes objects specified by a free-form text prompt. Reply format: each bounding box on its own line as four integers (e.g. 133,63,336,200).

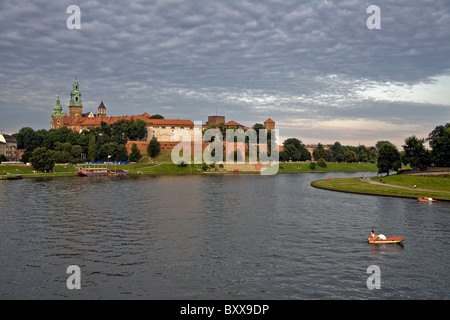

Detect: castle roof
144,118,194,126
63,112,154,127
98,101,106,109
225,120,244,127
264,117,275,123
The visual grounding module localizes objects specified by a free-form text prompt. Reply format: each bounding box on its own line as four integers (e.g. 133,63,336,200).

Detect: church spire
69,77,83,118
52,91,64,116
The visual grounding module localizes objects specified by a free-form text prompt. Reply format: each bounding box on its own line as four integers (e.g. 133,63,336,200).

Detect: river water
0,172,449,300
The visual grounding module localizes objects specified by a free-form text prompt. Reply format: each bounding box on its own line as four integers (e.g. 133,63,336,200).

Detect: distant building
50,79,196,143
0,133,18,161
51,79,276,154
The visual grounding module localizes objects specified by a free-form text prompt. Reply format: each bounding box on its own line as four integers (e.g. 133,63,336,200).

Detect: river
0,172,449,299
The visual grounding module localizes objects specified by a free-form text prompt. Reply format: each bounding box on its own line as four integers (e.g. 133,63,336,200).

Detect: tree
129,143,142,162
97,142,128,162
313,143,327,161
427,123,450,167
402,135,431,169
329,141,345,162
30,147,56,172
128,119,147,141
343,150,358,162
70,145,84,162
281,138,311,161
148,136,160,158
375,140,391,151
87,133,96,162
369,148,378,163
149,114,164,119
317,157,327,168
377,142,401,175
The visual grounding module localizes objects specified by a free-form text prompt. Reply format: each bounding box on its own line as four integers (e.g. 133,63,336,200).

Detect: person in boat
370,230,386,240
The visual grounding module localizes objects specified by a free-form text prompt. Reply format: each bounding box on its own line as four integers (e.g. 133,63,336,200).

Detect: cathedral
51,78,154,132
50,79,275,153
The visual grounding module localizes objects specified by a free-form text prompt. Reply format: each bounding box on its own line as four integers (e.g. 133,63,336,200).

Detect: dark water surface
1,172,449,299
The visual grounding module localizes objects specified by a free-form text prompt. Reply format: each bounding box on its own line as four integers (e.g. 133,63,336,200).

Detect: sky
0,0,449,148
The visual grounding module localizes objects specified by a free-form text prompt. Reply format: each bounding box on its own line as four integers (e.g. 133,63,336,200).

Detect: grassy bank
1,155,380,179
378,174,450,192
311,175,450,201
278,162,378,173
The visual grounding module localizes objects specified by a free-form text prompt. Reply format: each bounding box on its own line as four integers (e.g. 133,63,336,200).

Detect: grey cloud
0,0,449,146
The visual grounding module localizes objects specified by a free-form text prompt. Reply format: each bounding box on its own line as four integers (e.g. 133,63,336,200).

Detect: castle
51,78,275,152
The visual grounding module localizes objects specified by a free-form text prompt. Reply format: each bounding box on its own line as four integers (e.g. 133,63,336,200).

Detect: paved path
362,177,450,194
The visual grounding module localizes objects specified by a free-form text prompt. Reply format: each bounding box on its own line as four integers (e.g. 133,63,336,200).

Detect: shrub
317,158,327,168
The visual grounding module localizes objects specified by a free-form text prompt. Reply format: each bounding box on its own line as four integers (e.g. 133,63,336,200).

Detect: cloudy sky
1,0,449,147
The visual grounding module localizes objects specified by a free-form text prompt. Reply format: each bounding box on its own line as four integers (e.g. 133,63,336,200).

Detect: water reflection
0,172,449,299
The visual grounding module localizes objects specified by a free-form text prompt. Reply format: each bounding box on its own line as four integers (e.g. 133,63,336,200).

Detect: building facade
0,134,18,161
51,79,196,143
51,79,276,153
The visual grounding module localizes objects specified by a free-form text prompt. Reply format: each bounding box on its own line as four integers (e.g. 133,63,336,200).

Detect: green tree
281,138,311,161
402,136,431,169
369,148,378,163
43,127,80,150
343,150,358,162
375,140,391,151
316,157,327,168
97,142,128,162
14,127,44,150
329,141,345,162
128,119,147,141
149,114,164,119
148,136,160,158
129,143,142,162
427,123,450,167
70,145,84,163
30,147,56,172
313,143,327,161
87,134,96,162
377,142,401,175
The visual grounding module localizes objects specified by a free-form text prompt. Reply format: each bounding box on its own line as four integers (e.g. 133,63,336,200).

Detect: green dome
52,93,65,117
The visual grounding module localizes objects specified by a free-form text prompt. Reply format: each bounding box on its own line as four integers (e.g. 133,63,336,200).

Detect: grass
278,162,378,173
378,174,450,192
1,159,382,179
311,175,450,201
0,164,78,179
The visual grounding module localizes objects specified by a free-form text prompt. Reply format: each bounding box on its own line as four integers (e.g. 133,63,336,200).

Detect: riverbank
311,174,450,201
1,161,379,179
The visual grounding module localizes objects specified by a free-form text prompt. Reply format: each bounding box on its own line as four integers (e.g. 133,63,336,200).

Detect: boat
6,174,23,180
78,167,129,177
78,168,109,176
108,169,129,177
368,237,404,244
417,197,436,202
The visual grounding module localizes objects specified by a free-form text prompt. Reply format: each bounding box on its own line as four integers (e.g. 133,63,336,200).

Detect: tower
98,101,107,118
69,78,83,118
264,118,275,130
51,92,65,129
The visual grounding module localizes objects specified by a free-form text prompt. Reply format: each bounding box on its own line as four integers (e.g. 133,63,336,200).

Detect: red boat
417,197,436,202
368,237,404,244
